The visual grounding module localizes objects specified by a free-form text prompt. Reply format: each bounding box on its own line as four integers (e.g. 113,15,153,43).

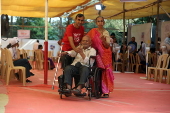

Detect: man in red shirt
60,14,85,69
62,14,85,52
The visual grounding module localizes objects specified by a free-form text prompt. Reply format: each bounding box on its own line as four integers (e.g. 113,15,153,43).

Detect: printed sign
17,30,30,38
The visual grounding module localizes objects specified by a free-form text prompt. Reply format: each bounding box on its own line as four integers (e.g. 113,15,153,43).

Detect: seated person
111,38,119,62
38,45,55,70
117,43,127,62
61,35,96,95
128,37,137,54
6,37,34,83
150,41,156,53
137,44,146,73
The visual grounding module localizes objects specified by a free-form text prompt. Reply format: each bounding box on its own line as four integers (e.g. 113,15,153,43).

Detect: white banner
17,30,30,39
131,23,152,49
161,21,170,43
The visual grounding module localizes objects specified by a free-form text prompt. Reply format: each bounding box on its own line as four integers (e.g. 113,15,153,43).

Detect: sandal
103,94,109,98
72,89,81,95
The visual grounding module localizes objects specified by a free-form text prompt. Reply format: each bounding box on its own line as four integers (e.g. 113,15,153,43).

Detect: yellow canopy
1,0,90,17
1,0,170,19
71,0,170,19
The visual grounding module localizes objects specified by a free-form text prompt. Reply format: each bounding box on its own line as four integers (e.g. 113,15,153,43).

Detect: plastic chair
5,49,26,86
147,54,169,81
129,53,136,72
167,70,170,84
114,53,123,72
35,50,50,70
150,53,157,67
158,56,170,83
16,49,21,59
48,51,53,59
1,48,7,79
135,54,142,73
21,49,28,59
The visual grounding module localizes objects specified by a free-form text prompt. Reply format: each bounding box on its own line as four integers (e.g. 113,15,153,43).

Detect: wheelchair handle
90,56,96,59
89,56,96,68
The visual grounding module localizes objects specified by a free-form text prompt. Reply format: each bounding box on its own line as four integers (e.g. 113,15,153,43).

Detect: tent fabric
1,0,170,19
1,0,89,17
71,0,170,19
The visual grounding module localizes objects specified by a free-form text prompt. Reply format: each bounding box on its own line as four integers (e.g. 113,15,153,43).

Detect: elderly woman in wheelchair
58,35,96,97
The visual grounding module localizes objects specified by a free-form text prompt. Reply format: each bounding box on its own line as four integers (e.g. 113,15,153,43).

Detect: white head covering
9,37,19,46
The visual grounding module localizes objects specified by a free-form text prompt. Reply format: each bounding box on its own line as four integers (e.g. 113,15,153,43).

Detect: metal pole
44,0,48,84
11,16,13,38
59,17,61,38
155,0,160,51
123,2,126,44
159,5,170,18
0,0,2,48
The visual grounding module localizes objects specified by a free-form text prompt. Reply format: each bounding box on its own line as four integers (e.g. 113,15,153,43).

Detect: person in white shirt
161,33,170,55
6,37,34,83
60,35,96,95
33,40,40,60
33,40,40,50
112,38,119,62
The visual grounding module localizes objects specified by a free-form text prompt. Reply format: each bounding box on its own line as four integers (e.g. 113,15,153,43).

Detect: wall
130,23,152,49
1,38,60,57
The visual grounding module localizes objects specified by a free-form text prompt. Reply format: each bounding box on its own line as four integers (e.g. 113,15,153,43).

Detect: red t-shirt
62,24,84,51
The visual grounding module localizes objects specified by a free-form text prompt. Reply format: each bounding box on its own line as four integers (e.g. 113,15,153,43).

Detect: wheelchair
58,55,103,100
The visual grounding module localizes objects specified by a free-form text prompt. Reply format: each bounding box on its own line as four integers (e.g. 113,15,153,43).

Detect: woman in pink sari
87,16,114,98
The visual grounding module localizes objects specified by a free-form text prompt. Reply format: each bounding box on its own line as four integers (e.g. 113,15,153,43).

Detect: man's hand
74,48,81,53
75,46,85,59
77,48,83,54
59,52,67,56
74,45,83,53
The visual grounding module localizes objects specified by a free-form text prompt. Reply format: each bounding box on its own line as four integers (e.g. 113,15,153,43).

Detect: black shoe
30,72,34,75
26,79,32,83
15,73,20,80
72,89,81,95
103,94,109,98
65,93,72,97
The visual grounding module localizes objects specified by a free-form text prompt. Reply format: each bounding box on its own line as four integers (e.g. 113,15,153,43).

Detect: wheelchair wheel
88,90,91,101
87,84,92,101
60,93,63,99
94,68,102,99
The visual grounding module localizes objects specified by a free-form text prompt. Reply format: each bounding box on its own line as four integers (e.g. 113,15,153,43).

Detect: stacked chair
129,53,136,72
147,54,169,84
135,54,142,73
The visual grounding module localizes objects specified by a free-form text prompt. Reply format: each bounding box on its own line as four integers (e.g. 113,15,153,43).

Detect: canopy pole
44,0,48,84
155,0,160,51
123,2,126,44
0,0,2,48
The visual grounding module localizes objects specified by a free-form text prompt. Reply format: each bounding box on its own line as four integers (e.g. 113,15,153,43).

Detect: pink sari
87,28,114,94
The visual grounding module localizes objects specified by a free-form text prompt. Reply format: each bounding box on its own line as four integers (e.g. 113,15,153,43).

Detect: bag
96,55,105,69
